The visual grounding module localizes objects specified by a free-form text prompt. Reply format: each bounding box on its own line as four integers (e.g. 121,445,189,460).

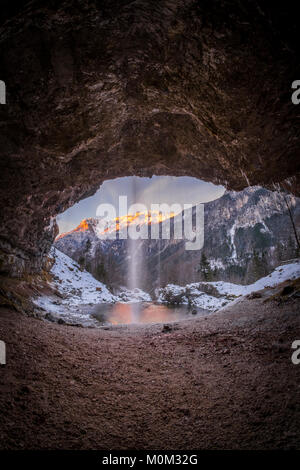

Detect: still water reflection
91,302,208,325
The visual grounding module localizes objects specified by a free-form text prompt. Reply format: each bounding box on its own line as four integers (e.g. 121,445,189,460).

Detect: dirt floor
0,295,300,450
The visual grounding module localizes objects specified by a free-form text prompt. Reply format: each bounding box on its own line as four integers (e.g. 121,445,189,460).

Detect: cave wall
0,0,299,276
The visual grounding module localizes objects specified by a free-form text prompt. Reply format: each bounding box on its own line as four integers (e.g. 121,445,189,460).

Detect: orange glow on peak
55,218,90,241
56,210,180,241
78,219,89,231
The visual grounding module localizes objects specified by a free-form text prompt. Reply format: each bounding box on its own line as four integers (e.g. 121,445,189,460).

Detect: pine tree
198,252,213,281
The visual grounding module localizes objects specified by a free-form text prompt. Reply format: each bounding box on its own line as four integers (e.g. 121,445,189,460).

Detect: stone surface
0,1,299,276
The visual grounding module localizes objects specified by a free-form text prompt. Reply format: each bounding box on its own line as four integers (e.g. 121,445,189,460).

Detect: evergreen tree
198,252,213,281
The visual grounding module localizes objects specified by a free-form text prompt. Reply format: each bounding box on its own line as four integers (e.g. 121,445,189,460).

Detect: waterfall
126,177,143,321
128,177,138,294
128,237,141,292
126,175,163,307
155,179,161,295
157,236,161,293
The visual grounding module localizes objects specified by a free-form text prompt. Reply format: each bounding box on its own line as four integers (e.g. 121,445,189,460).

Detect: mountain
54,187,300,293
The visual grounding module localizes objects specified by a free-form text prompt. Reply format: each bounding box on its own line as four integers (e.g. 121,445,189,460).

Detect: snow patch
117,287,152,303
209,259,225,270
157,261,300,312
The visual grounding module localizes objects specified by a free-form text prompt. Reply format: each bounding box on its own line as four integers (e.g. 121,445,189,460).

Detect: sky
57,176,225,234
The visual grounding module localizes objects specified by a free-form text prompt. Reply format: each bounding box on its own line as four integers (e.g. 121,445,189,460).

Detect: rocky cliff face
0,1,299,277
55,187,300,291
200,187,300,283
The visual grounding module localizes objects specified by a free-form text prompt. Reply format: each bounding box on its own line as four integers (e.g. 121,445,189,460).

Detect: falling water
128,177,138,290
127,176,163,313
156,178,161,295
128,238,143,293
157,236,161,293
127,177,142,322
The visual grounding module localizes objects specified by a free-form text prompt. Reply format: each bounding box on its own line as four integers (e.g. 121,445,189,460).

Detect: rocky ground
0,291,300,450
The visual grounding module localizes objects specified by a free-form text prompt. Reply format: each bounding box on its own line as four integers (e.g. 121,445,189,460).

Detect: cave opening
47,175,225,326
1,0,300,452
34,175,300,327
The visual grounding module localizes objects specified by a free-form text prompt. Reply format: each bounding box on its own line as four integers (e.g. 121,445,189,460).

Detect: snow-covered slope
204,261,300,297
33,248,118,324
157,261,300,311
49,247,116,304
